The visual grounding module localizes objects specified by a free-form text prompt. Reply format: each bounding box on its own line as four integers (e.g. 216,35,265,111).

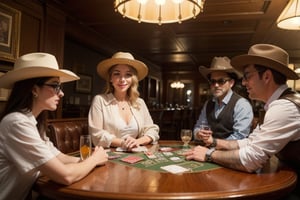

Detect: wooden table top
33,141,297,200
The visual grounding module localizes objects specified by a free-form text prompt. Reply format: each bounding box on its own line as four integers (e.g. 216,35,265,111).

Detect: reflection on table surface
33,141,297,200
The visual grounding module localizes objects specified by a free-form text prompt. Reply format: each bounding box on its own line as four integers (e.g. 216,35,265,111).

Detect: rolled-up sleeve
237,99,300,172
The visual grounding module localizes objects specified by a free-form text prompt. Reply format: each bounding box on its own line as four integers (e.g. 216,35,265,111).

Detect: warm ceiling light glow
170,81,184,89
114,0,205,25
277,0,300,30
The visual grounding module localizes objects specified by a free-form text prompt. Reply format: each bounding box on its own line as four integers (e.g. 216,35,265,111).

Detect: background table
33,141,297,200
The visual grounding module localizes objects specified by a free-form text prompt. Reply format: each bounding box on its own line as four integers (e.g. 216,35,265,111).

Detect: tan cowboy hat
199,56,242,79
231,44,299,80
0,52,79,89
97,52,148,81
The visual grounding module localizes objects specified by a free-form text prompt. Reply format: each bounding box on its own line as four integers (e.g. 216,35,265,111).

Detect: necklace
118,101,128,110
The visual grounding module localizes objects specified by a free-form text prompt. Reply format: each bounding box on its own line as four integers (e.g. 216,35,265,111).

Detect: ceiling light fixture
114,0,205,25
170,81,184,89
277,0,300,30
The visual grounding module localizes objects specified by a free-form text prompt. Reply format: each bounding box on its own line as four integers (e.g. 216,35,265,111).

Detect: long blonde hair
104,64,141,108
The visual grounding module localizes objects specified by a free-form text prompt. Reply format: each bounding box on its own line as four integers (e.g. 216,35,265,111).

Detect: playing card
161,164,190,174
121,155,144,164
108,154,121,160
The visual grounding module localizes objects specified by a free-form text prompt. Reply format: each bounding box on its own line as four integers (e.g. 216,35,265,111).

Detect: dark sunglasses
209,78,231,86
43,83,62,94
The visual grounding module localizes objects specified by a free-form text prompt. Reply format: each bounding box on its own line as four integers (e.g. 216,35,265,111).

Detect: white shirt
115,111,139,139
238,85,300,172
0,112,60,200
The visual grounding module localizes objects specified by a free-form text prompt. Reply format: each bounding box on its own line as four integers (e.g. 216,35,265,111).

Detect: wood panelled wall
0,0,66,117
0,0,163,117
0,0,206,117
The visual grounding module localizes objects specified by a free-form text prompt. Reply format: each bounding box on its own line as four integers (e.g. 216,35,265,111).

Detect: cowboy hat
0,52,79,89
199,56,241,79
231,44,299,80
97,52,148,81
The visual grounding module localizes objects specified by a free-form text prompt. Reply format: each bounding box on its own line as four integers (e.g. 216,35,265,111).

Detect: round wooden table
33,141,297,200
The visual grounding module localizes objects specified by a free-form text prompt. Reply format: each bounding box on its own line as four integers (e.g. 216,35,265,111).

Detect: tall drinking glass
180,129,192,147
200,123,211,131
80,135,92,160
199,122,211,143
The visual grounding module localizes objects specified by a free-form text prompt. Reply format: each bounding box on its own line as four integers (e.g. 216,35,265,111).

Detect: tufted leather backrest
46,118,88,154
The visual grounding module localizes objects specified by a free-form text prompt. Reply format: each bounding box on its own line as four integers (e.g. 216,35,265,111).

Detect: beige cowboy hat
0,52,79,89
97,52,148,81
199,56,242,79
231,44,299,80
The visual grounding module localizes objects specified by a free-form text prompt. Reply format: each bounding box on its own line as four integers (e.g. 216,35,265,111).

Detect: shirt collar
22,111,37,125
212,89,233,105
264,84,288,111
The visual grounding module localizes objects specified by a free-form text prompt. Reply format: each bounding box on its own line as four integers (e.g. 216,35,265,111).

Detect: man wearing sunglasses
194,56,253,147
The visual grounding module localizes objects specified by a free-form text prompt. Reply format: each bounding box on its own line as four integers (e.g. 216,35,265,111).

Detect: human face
242,65,265,101
110,64,134,94
209,72,234,100
32,77,64,116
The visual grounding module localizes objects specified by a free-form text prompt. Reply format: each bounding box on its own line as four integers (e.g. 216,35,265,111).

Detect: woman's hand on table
122,136,139,150
92,146,108,166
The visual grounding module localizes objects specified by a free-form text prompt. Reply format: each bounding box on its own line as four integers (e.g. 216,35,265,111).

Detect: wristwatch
205,148,216,162
208,137,217,148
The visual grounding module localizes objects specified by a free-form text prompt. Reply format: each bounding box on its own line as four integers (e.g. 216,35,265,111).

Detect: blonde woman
88,52,159,150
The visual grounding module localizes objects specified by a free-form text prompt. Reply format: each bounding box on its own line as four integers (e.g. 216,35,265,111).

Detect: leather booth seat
46,118,88,154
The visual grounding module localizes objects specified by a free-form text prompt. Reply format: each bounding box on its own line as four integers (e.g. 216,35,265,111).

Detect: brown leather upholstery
46,118,88,154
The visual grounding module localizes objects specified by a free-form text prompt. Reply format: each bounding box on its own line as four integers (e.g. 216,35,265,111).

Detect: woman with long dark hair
0,52,108,200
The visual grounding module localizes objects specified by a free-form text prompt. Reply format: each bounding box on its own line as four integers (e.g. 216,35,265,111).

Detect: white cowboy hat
231,44,299,80
199,56,242,79
97,52,148,81
0,52,79,89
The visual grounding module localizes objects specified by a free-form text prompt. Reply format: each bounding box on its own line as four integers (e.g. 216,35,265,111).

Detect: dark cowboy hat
231,44,299,80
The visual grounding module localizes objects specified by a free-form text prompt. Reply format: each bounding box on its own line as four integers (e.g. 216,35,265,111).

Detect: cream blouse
88,93,160,147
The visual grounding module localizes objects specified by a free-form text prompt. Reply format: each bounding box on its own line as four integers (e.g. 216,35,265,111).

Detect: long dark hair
0,77,53,133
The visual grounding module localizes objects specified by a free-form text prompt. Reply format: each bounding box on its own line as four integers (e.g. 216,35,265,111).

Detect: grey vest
206,92,242,139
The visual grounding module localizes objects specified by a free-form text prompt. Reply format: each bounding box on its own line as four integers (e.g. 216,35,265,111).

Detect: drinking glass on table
200,123,211,131
80,135,92,160
199,122,211,141
180,129,192,147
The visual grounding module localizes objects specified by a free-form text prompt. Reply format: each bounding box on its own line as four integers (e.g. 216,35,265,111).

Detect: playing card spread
115,146,148,152
131,146,148,152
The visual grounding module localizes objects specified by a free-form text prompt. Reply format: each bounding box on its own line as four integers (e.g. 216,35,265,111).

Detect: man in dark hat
184,44,300,198
194,56,253,147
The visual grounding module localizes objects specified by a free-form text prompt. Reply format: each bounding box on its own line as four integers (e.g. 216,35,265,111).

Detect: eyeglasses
209,78,231,86
242,71,261,81
43,83,62,94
